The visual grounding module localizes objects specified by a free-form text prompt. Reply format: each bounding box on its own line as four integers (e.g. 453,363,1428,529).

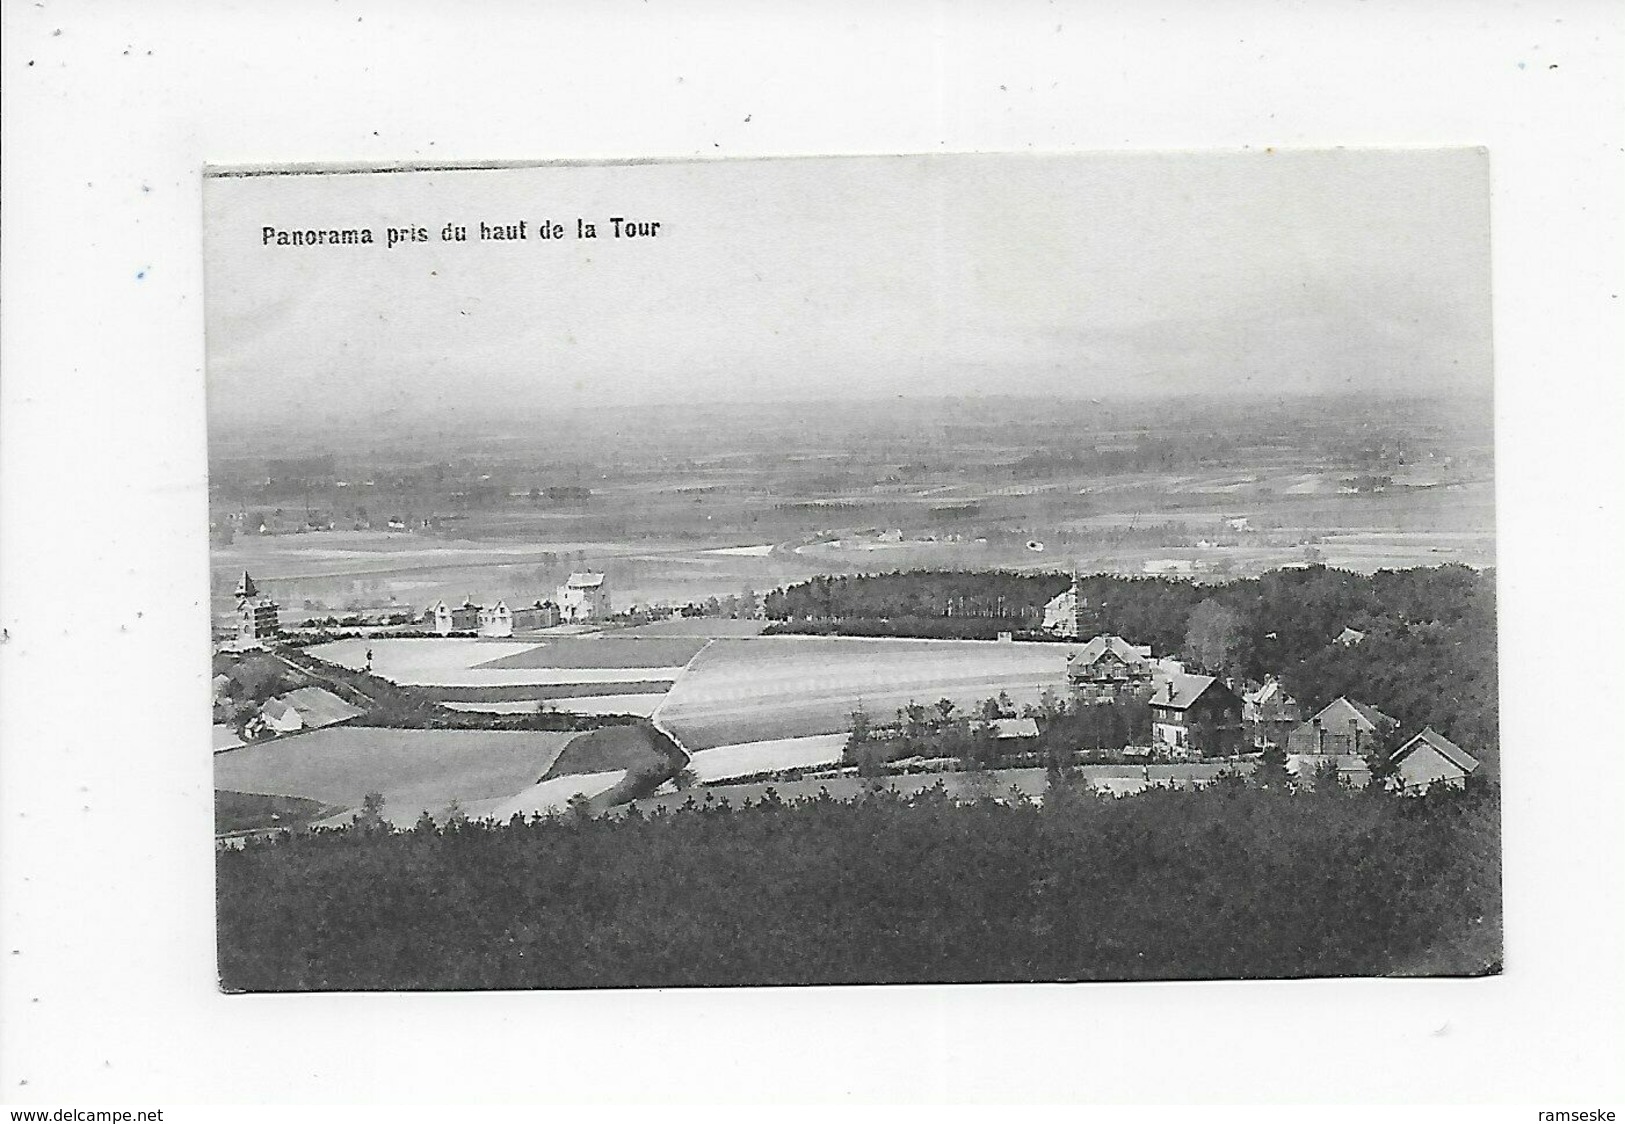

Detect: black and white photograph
5,0,1623,1112
206,151,1501,991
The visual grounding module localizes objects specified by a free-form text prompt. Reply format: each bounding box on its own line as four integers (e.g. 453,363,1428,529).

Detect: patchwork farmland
214,726,580,828
306,636,693,714
655,636,1076,752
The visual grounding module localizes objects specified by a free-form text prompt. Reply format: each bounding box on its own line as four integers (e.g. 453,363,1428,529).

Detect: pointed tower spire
235,570,258,600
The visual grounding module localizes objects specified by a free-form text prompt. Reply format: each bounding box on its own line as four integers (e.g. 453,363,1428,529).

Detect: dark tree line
764,571,1072,629
217,779,1500,991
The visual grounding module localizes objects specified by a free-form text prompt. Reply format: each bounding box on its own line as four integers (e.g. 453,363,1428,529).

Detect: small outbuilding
1390,727,1480,793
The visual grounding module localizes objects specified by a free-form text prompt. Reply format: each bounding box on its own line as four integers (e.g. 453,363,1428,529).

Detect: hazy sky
204,149,1491,425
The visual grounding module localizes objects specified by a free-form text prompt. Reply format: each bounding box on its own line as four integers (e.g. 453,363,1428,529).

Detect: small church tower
235,570,280,646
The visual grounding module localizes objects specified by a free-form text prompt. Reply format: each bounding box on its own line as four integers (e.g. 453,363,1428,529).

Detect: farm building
1243,677,1303,748
1287,697,1395,758
511,600,561,631
1067,634,1155,704
477,601,513,638
424,597,555,635
1390,727,1481,793
280,687,364,729
1336,626,1368,646
424,598,489,634
424,600,456,635
1148,672,1244,758
255,696,305,736
248,687,364,738
558,572,611,622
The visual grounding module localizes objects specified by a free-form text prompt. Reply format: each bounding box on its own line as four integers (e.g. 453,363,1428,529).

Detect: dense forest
764,571,1072,628
765,565,1498,771
217,779,1500,991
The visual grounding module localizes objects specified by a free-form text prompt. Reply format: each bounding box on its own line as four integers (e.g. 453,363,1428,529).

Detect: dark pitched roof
1151,671,1227,710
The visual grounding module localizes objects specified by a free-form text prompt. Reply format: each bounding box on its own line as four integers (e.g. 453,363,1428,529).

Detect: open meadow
214,726,578,827
656,635,1075,751
460,770,628,822
683,733,849,783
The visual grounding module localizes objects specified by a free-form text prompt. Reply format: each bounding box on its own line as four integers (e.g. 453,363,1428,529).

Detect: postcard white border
2,0,1622,1106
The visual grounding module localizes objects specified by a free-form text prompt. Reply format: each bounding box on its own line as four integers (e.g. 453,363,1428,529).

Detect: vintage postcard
206,151,1499,991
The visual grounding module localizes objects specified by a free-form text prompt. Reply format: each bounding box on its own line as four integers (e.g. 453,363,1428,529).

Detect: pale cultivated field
309,638,538,678
476,637,708,669
307,638,686,688
214,726,576,827
463,770,628,821
703,544,776,557
656,636,1075,751
685,733,848,783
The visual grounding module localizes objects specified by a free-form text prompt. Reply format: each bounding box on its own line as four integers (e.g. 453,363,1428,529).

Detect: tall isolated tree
845,703,872,764
1183,599,1245,676
353,791,388,833
1360,723,1407,795
1254,743,1293,791
903,702,930,739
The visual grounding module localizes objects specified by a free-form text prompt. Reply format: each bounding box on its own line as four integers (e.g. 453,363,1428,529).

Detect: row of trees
763,571,1070,629
217,778,1501,991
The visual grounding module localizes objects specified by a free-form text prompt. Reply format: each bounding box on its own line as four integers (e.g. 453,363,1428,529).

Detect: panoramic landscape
207,150,1498,990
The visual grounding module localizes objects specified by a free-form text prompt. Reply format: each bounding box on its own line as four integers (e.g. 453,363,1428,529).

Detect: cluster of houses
1061,630,1482,794
216,569,614,647
422,572,611,636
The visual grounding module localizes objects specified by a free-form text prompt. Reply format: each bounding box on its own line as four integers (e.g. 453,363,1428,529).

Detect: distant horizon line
211,385,1493,425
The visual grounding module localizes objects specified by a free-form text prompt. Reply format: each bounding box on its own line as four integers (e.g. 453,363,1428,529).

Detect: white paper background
2,0,1621,1106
